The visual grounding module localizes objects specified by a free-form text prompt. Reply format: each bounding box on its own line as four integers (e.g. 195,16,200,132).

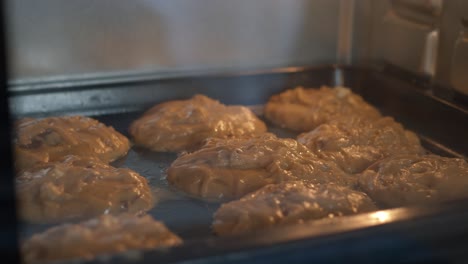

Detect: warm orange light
373,211,391,222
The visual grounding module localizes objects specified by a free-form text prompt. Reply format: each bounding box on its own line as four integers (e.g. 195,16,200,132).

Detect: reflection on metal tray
12,65,468,264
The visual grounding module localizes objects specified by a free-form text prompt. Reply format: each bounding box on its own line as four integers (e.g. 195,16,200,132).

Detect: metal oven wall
5,0,342,79
355,0,468,96
6,0,468,94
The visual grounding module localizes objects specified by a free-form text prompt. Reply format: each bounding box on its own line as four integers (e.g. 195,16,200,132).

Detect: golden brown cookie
359,155,468,207
129,95,267,152
17,156,154,223
265,86,381,132
298,117,424,173
14,116,130,171
168,133,353,201
22,214,181,264
213,181,376,236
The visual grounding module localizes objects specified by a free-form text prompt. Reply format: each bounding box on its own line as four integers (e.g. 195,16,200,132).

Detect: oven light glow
373,211,391,222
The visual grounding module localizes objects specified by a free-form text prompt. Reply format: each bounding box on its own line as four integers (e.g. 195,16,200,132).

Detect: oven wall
7,0,468,96
364,0,468,96
6,0,341,79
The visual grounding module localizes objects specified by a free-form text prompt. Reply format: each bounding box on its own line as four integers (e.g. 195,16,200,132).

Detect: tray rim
8,64,344,93
9,63,467,114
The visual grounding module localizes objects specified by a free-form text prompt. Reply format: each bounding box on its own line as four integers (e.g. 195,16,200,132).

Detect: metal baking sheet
12,65,468,264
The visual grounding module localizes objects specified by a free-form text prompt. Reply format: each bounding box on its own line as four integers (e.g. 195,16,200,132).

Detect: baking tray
9,64,468,264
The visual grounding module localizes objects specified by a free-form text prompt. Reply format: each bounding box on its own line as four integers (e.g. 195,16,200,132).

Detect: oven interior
4,1,468,263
